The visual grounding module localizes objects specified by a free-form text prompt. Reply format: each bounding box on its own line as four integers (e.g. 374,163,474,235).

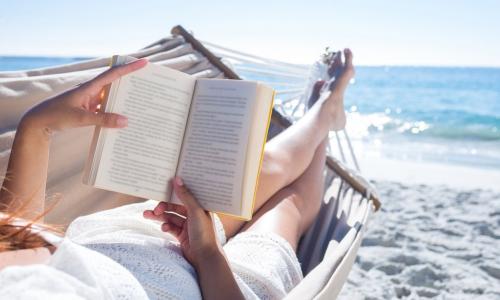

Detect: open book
83,56,274,220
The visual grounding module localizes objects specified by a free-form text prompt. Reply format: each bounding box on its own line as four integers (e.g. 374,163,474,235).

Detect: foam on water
341,66,500,170
2,57,499,170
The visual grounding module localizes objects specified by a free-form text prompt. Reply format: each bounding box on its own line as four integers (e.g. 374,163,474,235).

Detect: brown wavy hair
0,187,61,252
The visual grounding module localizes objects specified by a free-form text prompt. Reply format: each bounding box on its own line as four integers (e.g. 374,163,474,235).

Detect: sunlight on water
1,57,499,169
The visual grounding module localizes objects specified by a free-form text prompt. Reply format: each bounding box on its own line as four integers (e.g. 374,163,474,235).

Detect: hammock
0,25,381,299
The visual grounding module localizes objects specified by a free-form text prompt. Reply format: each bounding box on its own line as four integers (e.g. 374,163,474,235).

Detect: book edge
82,55,119,185
245,88,275,220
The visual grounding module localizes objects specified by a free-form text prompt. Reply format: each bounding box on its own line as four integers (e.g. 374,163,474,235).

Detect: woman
0,49,354,299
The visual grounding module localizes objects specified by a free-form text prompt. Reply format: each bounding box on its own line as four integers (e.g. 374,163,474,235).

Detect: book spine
82,56,119,185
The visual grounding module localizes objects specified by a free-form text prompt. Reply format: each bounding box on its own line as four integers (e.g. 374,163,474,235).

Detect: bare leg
240,138,328,250
219,49,354,238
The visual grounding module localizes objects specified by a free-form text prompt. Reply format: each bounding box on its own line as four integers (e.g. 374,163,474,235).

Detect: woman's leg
240,138,328,250
219,49,354,238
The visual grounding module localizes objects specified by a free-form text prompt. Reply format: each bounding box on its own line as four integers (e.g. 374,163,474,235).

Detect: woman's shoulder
0,239,148,299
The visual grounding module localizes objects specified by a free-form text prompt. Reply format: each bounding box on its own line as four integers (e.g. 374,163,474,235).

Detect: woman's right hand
20,59,148,135
143,177,222,269
143,179,245,300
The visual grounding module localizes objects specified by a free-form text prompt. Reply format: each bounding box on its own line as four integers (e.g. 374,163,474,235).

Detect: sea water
344,66,500,170
1,56,499,170
0,56,91,71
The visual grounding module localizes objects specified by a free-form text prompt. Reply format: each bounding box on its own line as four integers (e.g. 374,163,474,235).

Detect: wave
347,112,500,141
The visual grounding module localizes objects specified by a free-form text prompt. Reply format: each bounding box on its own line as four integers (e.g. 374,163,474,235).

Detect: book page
94,63,196,201
240,84,274,219
174,79,257,215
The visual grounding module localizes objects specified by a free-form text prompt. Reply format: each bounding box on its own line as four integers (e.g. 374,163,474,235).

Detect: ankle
324,93,346,130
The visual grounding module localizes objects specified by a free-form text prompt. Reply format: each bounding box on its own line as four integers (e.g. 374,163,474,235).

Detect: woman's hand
0,59,147,219
143,177,222,268
143,180,245,300
20,59,148,135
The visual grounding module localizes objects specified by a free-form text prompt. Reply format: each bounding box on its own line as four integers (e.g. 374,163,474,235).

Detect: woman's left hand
143,177,222,268
20,59,148,135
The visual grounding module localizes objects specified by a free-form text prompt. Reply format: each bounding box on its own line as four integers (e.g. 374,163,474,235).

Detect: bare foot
328,48,355,97
310,48,355,130
308,50,343,108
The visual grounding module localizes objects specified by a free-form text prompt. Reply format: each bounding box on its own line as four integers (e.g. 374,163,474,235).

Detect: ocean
3,56,499,300
343,66,500,170
1,56,499,170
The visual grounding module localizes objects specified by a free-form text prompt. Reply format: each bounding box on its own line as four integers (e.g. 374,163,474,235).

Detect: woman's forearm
0,119,50,219
0,59,147,220
196,250,245,300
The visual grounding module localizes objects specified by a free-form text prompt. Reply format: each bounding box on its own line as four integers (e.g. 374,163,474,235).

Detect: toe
344,48,353,68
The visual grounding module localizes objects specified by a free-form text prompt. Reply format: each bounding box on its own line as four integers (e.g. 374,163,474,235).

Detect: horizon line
1,54,500,69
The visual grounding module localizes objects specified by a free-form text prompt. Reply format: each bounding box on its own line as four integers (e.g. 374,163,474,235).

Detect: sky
1,0,499,66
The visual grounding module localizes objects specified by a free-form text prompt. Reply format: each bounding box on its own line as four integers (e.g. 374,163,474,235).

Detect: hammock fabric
0,25,380,299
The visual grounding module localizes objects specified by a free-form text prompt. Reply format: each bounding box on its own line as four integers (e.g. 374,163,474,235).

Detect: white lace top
65,200,228,299
0,200,302,299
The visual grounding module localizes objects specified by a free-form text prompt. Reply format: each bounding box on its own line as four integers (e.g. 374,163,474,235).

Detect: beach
1,0,500,298
335,112,500,298
1,57,499,299
338,178,500,299
332,66,500,299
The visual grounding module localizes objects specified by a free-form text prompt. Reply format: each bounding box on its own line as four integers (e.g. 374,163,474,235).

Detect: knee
262,148,293,182
283,189,322,233
282,191,306,213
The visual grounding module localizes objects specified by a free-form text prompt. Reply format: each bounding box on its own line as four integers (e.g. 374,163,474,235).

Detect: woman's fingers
87,58,148,93
172,177,203,213
143,210,157,220
153,201,187,217
143,210,186,227
79,111,128,128
161,223,182,237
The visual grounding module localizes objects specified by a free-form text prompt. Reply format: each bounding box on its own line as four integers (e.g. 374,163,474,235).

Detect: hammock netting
0,25,380,299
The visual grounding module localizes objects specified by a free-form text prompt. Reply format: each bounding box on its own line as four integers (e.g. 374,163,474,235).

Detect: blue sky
1,0,499,66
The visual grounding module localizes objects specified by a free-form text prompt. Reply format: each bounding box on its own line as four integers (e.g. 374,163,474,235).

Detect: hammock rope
204,38,365,177
0,26,381,299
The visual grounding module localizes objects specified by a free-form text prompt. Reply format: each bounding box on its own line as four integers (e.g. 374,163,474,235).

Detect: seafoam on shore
338,181,500,299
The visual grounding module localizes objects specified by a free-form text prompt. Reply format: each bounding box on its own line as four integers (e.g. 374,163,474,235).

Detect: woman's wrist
18,112,52,140
193,244,226,271
193,243,245,300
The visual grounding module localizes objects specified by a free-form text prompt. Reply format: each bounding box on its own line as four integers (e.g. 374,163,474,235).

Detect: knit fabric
0,200,302,299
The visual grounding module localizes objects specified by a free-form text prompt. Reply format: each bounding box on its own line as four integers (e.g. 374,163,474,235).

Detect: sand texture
339,181,500,299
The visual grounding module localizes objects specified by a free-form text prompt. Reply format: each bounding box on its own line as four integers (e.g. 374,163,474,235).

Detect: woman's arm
195,250,245,300
0,122,51,218
0,59,148,220
143,177,245,300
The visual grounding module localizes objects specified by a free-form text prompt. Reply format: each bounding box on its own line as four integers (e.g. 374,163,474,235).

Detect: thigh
239,186,305,251
217,147,297,239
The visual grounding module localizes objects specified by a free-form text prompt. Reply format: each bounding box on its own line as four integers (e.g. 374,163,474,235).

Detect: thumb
173,177,203,213
85,112,128,128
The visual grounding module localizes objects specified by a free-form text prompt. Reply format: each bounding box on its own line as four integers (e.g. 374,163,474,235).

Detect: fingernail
175,177,184,186
117,116,128,127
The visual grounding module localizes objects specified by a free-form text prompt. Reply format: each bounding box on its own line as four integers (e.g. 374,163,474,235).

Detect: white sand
338,158,500,299
359,154,500,191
